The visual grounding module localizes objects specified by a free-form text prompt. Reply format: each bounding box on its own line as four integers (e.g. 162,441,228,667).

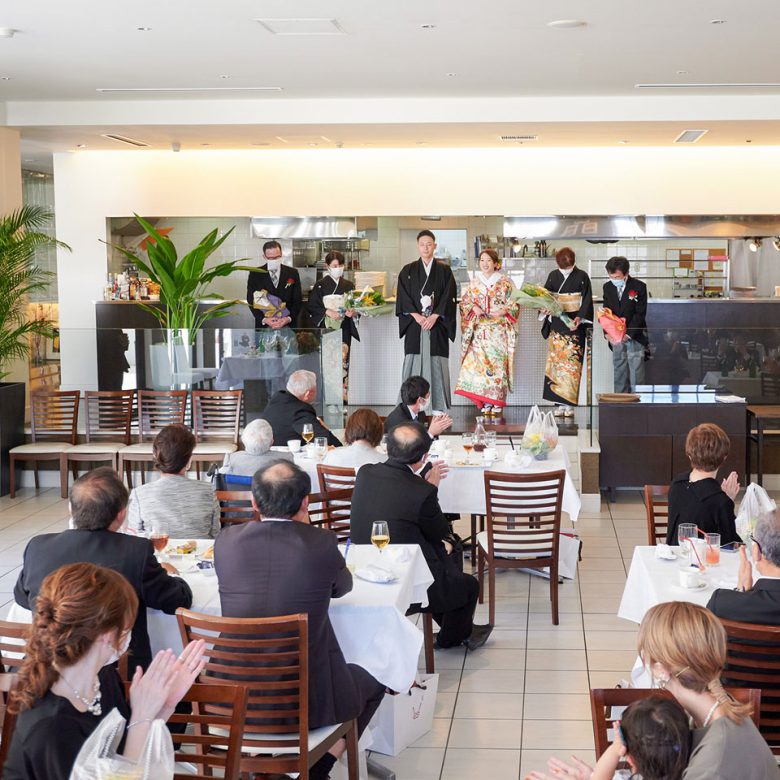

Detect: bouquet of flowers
511,283,574,328
252,290,290,320
324,286,394,330
596,307,627,345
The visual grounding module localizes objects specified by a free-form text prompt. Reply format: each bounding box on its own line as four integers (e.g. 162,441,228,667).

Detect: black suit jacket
306,276,359,345
13,529,192,669
383,403,429,433
708,578,780,626
246,263,303,328
259,390,342,448
351,459,472,613
215,520,362,729
601,276,648,347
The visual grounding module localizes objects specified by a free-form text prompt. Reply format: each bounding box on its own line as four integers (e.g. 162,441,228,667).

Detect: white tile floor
0,486,652,779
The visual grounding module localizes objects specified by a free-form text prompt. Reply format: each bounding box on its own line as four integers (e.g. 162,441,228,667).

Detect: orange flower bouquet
597,307,627,345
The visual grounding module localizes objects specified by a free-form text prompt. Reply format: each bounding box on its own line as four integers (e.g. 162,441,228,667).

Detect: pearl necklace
58,671,102,716
702,700,719,728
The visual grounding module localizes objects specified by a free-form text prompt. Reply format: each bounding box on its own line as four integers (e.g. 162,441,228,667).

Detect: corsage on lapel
627,289,638,300
284,277,295,289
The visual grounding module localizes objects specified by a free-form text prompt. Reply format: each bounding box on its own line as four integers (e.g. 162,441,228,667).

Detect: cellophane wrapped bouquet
520,405,559,460
596,307,627,345
324,287,394,330
511,283,574,328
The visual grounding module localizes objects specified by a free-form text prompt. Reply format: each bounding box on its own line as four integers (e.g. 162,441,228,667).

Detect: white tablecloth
617,545,742,624
4,541,434,695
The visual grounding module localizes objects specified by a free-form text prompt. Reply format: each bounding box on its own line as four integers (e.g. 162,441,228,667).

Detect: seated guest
260,369,342,448
215,460,384,780
5,563,205,780
666,423,741,546
221,418,292,476
351,422,491,650
323,408,386,471
127,423,220,539
707,510,780,624
14,467,192,672
384,375,453,437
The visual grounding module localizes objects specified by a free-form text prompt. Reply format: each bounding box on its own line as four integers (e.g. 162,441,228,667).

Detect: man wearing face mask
306,250,360,403
384,374,453,437
246,239,303,330
540,246,594,414
13,467,192,673
351,422,491,650
602,255,648,393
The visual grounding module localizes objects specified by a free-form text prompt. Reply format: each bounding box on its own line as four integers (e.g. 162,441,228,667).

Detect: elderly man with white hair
221,419,293,476
259,369,342,448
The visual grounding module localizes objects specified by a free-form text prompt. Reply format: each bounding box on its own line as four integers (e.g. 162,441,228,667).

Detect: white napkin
355,564,398,583
385,547,412,564
717,577,738,589
654,543,677,560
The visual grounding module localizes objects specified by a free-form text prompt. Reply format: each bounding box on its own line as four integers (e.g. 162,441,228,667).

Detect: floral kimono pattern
455,275,519,407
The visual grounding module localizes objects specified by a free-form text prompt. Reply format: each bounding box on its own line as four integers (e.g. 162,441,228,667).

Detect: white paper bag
736,482,777,540
368,674,438,756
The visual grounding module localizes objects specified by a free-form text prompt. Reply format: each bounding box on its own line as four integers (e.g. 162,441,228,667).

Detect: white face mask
329,266,344,279
104,631,131,667
266,258,282,274
418,396,430,411
559,267,574,278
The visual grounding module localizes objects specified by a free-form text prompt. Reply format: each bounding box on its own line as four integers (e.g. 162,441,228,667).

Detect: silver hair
241,419,274,455
286,370,317,398
755,509,780,567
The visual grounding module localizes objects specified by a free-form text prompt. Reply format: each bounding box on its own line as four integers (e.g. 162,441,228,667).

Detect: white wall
53,145,780,389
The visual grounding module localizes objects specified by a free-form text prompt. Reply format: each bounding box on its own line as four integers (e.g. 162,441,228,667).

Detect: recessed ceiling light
0,28,18,38
676,70,689,75
710,18,726,24
96,86,282,92
136,27,152,31
500,135,538,142
201,143,211,147
219,74,230,79
256,18,345,35
76,144,86,148
674,129,708,143
618,140,630,145
421,24,437,29
250,142,271,146
446,72,457,77
101,133,150,148
308,143,318,147
0,76,10,81
546,19,587,29
746,139,753,143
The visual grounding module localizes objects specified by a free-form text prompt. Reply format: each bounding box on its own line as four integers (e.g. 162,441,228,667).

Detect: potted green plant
0,206,70,495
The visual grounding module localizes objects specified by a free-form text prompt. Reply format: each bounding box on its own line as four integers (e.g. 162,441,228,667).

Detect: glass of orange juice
705,533,721,566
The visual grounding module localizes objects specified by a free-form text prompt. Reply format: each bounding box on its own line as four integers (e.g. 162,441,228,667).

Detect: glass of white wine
302,423,314,445
371,521,390,554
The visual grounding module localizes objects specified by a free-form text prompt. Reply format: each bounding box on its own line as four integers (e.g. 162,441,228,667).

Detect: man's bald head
251,459,311,519
387,422,431,465
70,467,129,531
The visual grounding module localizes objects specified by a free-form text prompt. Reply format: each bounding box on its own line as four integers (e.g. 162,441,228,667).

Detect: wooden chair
190,390,243,478
590,686,762,761
9,390,80,498
643,484,670,545
216,489,258,526
307,489,352,542
0,620,28,673
316,464,357,493
761,372,780,398
61,390,135,493
117,389,188,488
478,470,565,626
720,618,780,754
176,609,359,780
0,673,19,770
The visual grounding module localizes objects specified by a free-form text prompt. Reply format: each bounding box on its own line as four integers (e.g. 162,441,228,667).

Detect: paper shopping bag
368,674,439,756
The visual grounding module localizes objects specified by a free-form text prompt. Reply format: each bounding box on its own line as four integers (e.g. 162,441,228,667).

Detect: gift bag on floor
736,482,777,540
368,674,439,756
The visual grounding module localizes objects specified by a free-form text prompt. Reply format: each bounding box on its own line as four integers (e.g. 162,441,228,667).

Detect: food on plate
201,545,214,560
175,540,197,555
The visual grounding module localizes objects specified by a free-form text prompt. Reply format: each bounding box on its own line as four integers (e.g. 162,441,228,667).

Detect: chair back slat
316,464,357,493
192,390,243,444
216,489,258,525
83,390,135,444
644,484,670,545
761,372,780,398
0,621,28,673
136,389,188,441
0,673,19,769
721,618,780,754
308,489,352,541
177,609,310,757
30,390,80,442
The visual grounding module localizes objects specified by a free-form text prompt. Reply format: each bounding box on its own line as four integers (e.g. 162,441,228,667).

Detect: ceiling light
546,19,587,29
746,139,753,143
201,143,211,147
636,82,780,89
0,76,10,81
76,144,86,149
421,24,437,29
219,74,230,79
500,135,538,142
256,18,344,35
773,238,780,252
710,18,727,24
676,70,689,75
618,140,630,145
308,143,318,147
674,129,708,143
0,28,17,38
136,27,152,31
101,133,150,148
96,86,282,92
748,238,761,252
446,72,457,77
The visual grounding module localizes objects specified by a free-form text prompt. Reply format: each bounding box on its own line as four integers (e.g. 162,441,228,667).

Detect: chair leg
9,456,16,498
423,612,435,673
33,463,39,489
550,566,559,626
60,454,69,499
477,547,485,603
345,719,359,780
488,561,496,627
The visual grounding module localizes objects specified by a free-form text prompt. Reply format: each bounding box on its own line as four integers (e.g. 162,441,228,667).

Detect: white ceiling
5,0,780,167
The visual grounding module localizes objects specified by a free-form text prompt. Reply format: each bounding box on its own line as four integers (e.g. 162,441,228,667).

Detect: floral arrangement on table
511,283,574,328
596,306,627,345
520,432,557,460
323,287,394,330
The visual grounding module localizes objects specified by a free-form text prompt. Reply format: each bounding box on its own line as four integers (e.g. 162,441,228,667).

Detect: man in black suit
708,510,780,625
246,239,303,329
602,256,648,393
260,369,342,448
13,467,192,671
351,422,492,650
215,460,384,780
384,375,453,437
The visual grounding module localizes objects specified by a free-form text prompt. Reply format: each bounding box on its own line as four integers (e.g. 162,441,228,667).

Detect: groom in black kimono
395,230,457,410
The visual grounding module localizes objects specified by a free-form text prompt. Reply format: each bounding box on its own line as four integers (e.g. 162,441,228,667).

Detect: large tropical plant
107,214,257,344
0,206,70,380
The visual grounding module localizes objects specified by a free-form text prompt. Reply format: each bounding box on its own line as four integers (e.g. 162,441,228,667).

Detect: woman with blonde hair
527,601,778,780
4,562,205,780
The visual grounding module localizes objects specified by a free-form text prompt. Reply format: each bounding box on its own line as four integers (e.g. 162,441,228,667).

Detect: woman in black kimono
307,250,359,403
540,247,593,414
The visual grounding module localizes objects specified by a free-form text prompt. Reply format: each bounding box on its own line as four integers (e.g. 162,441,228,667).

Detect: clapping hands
428,413,453,437
721,471,741,501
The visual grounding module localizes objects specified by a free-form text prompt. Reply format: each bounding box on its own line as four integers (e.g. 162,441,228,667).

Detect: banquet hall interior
2,2,780,779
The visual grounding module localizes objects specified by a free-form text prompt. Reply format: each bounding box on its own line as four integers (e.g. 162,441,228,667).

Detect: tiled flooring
0,487,657,778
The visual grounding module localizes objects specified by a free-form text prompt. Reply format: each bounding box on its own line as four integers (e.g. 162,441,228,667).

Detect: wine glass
149,526,170,564
462,432,474,464
371,521,390,554
314,436,327,458
302,423,314,445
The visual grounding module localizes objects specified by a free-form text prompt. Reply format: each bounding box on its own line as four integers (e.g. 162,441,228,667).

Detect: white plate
270,445,290,452
354,569,399,584
672,581,709,592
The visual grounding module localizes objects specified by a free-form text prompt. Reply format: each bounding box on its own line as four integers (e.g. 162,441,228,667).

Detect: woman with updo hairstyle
455,249,520,415
127,423,221,538
4,562,205,780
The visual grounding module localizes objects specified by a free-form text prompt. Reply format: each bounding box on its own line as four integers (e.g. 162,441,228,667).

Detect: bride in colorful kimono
540,246,594,417
455,249,520,414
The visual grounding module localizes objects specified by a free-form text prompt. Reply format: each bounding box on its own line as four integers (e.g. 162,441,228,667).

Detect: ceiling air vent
674,129,708,144
101,133,150,148
500,135,538,142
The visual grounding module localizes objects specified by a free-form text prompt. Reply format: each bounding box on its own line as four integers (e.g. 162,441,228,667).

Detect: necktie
271,271,278,287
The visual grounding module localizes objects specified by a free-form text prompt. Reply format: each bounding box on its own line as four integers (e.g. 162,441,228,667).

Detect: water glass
314,436,327,458
705,533,721,566
485,431,497,448
677,523,698,560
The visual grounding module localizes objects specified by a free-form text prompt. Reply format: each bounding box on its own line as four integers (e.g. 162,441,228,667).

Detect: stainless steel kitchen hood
250,217,358,239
